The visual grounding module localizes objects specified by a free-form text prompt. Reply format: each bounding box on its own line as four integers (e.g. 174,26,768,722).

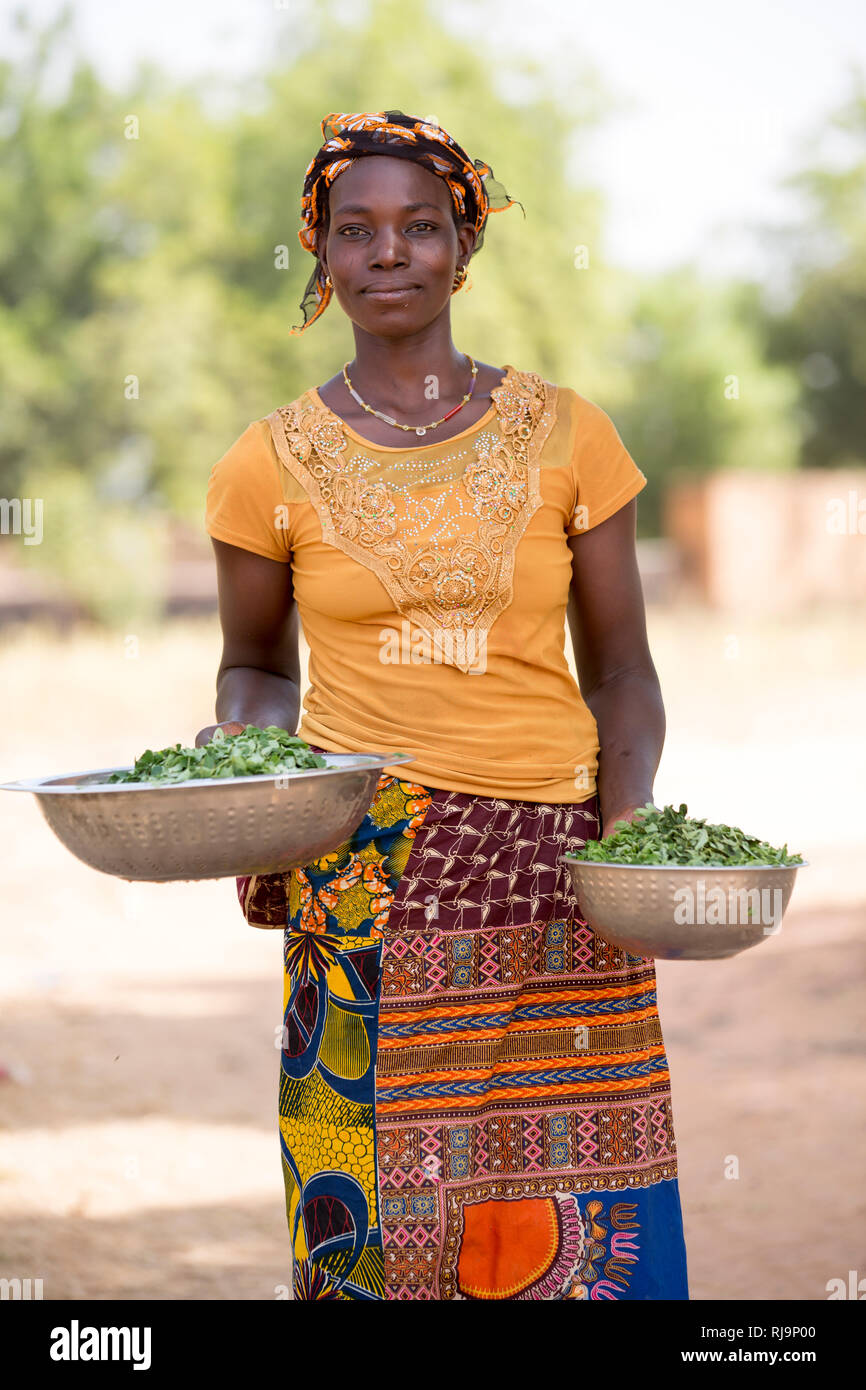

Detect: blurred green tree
1,0,858,622
610,267,801,534
1,0,625,625
757,79,866,470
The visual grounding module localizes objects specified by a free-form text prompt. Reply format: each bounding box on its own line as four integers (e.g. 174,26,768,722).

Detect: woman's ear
457,222,477,264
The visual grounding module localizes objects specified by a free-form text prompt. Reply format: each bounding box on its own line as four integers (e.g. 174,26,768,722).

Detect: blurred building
664,470,866,611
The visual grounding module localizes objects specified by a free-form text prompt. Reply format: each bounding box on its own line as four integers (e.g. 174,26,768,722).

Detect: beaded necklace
342,355,479,437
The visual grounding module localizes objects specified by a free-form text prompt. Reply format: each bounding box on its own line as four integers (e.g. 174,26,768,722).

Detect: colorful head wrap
291,110,522,334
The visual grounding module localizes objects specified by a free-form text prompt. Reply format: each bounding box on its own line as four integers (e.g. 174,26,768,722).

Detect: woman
200,110,688,1301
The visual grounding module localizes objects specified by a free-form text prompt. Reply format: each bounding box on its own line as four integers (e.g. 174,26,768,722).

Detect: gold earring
324,274,332,289
452,265,467,292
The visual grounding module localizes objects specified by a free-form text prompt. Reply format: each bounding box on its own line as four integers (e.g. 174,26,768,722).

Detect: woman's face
319,155,477,337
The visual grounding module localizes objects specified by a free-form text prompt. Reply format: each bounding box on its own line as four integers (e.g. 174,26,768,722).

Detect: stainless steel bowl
561,857,807,960
0,753,415,883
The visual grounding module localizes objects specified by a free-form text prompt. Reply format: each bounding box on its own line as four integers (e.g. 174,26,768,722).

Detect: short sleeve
205,420,292,562
565,390,647,536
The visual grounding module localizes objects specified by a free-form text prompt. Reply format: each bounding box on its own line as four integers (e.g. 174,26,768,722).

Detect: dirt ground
0,607,863,1301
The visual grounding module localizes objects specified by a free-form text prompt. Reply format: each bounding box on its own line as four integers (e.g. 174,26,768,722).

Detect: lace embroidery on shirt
266,367,558,673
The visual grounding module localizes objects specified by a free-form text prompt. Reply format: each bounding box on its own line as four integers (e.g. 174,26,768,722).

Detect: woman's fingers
194,721,246,748
601,803,654,839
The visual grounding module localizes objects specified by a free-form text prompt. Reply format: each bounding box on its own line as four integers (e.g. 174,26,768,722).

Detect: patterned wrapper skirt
237,760,689,1301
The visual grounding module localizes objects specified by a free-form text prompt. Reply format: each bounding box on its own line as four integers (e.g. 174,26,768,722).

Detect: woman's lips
362,286,421,302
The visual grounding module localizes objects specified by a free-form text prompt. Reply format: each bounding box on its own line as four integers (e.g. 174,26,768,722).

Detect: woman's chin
352,298,447,337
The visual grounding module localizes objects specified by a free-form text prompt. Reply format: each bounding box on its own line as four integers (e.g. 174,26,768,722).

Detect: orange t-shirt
204,363,646,801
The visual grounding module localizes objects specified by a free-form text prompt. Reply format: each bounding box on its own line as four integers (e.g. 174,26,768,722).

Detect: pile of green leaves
107,725,327,785
568,803,804,866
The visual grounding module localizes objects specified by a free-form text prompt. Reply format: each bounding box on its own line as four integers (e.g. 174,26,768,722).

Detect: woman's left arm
567,497,664,838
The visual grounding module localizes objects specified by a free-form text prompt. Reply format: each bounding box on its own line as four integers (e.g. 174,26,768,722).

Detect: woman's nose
368,230,409,267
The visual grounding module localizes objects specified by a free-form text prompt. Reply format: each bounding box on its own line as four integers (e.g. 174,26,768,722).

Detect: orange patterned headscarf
291,110,521,334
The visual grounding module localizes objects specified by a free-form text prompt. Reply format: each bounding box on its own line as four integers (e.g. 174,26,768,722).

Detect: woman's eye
337,222,437,236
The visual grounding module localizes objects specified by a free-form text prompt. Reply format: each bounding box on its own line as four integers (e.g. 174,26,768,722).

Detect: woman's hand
601,802,655,840
194,721,247,748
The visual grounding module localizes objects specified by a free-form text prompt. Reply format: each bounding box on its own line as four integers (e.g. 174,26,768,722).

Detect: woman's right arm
195,537,300,746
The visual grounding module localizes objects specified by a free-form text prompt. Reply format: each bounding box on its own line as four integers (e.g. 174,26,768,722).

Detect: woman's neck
347,320,472,416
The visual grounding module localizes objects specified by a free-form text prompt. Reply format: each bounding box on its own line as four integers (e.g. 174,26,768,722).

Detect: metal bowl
561,857,807,960
0,753,415,883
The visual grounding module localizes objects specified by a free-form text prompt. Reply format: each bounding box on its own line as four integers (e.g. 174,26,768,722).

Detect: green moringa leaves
107,725,327,785
568,803,804,867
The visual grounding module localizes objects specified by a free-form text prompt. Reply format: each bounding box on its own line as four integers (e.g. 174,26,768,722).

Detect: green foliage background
1,1,864,624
